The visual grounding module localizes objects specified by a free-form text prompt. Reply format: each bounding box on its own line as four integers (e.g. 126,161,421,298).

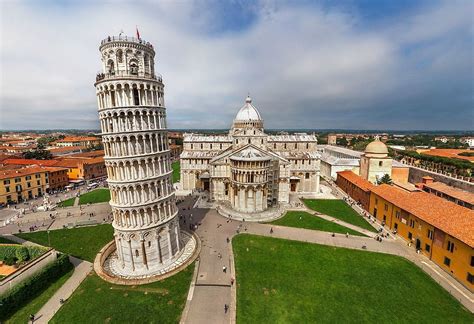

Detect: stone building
95,35,191,277
360,136,393,184
180,97,321,213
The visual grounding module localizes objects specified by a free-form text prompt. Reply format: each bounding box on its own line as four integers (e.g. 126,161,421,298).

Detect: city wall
408,166,474,193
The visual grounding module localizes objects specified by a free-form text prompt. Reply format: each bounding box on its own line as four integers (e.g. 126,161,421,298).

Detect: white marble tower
95,35,183,275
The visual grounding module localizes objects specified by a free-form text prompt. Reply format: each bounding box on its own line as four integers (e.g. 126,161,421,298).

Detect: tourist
223,266,227,273
29,314,35,323
270,227,273,234
226,237,230,243
231,277,234,285
224,304,229,313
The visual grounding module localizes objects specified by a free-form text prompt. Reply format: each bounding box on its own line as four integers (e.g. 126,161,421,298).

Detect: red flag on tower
136,26,141,40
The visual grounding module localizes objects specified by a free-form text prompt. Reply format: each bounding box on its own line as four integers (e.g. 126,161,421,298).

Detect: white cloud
0,0,472,130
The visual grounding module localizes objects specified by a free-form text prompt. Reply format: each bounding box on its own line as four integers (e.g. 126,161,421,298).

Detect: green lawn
58,197,75,208
51,265,194,324
79,188,110,205
4,268,74,324
16,224,113,262
270,211,365,236
304,199,376,232
233,235,472,323
172,161,180,183
0,236,17,244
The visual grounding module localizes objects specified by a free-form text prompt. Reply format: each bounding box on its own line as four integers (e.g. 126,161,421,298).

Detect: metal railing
100,35,153,49
95,70,162,82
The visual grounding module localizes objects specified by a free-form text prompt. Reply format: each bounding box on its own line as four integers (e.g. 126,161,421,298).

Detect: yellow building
369,184,474,291
0,166,49,206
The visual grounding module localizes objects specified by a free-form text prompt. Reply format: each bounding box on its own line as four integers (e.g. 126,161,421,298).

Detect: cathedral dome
234,96,262,121
365,137,388,155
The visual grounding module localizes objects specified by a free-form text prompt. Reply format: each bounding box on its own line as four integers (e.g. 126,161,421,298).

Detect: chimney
422,176,434,184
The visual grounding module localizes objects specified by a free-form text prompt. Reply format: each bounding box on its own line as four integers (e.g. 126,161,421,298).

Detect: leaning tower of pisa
94,35,195,279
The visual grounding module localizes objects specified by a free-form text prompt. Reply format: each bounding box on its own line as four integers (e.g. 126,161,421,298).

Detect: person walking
270,227,273,234
224,304,229,313
223,266,227,273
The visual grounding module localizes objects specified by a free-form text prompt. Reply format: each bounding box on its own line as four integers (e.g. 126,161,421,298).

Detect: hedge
0,254,73,321
0,245,48,265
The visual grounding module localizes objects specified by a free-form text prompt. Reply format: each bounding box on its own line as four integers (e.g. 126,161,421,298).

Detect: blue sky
0,0,472,130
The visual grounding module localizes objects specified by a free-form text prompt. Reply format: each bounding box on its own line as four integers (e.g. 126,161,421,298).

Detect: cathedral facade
180,97,321,213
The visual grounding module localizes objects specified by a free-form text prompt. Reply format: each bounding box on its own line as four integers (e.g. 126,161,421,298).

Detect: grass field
0,236,17,244
58,197,75,208
270,211,365,236
172,161,180,183
233,235,472,323
304,199,376,232
51,265,194,324
4,268,74,324
17,224,113,262
79,188,110,205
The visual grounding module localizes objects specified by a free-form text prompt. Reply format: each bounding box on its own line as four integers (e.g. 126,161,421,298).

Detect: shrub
4,256,17,266
15,246,30,262
0,254,73,321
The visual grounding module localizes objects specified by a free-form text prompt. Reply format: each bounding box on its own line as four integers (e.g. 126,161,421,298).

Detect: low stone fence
0,248,57,295
94,232,201,286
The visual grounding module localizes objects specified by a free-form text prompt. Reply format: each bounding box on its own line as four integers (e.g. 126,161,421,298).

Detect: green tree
336,137,348,147
377,174,393,185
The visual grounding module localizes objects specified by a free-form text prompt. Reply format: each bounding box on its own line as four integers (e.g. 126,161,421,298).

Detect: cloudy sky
0,0,472,131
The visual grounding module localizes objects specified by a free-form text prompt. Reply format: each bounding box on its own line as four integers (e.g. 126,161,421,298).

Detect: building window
37,180,41,186
395,211,400,219
409,219,415,228
375,198,378,204
444,257,451,267
4,180,10,185
408,232,412,240
384,204,388,211
6,186,10,193
27,182,31,188
35,174,41,178
447,241,454,253
427,229,434,240
305,173,310,179
15,178,21,183
471,256,474,267
148,241,151,247
379,161,383,167
468,273,474,284
425,244,430,252
26,175,31,180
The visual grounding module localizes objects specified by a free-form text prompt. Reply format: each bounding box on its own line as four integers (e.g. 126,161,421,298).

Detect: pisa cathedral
180,97,321,213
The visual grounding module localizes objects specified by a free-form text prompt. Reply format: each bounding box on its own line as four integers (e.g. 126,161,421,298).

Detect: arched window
135,249,139,257
129,59,139,75
116,49,123,63
107,59,115,75
144,54,150,73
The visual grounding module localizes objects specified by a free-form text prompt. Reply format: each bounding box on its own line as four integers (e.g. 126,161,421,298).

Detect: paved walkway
34,257,93,324
1,235,93,323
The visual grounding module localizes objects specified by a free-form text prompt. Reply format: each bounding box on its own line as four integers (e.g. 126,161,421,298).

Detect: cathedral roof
230,146,271,161
234,96,262,121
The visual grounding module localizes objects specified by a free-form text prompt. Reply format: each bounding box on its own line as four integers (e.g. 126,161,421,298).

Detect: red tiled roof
336,170,374,192
423,182,474,205
3,159,59,167
371,184,474,247
421,149,474,162
0,166,48,180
